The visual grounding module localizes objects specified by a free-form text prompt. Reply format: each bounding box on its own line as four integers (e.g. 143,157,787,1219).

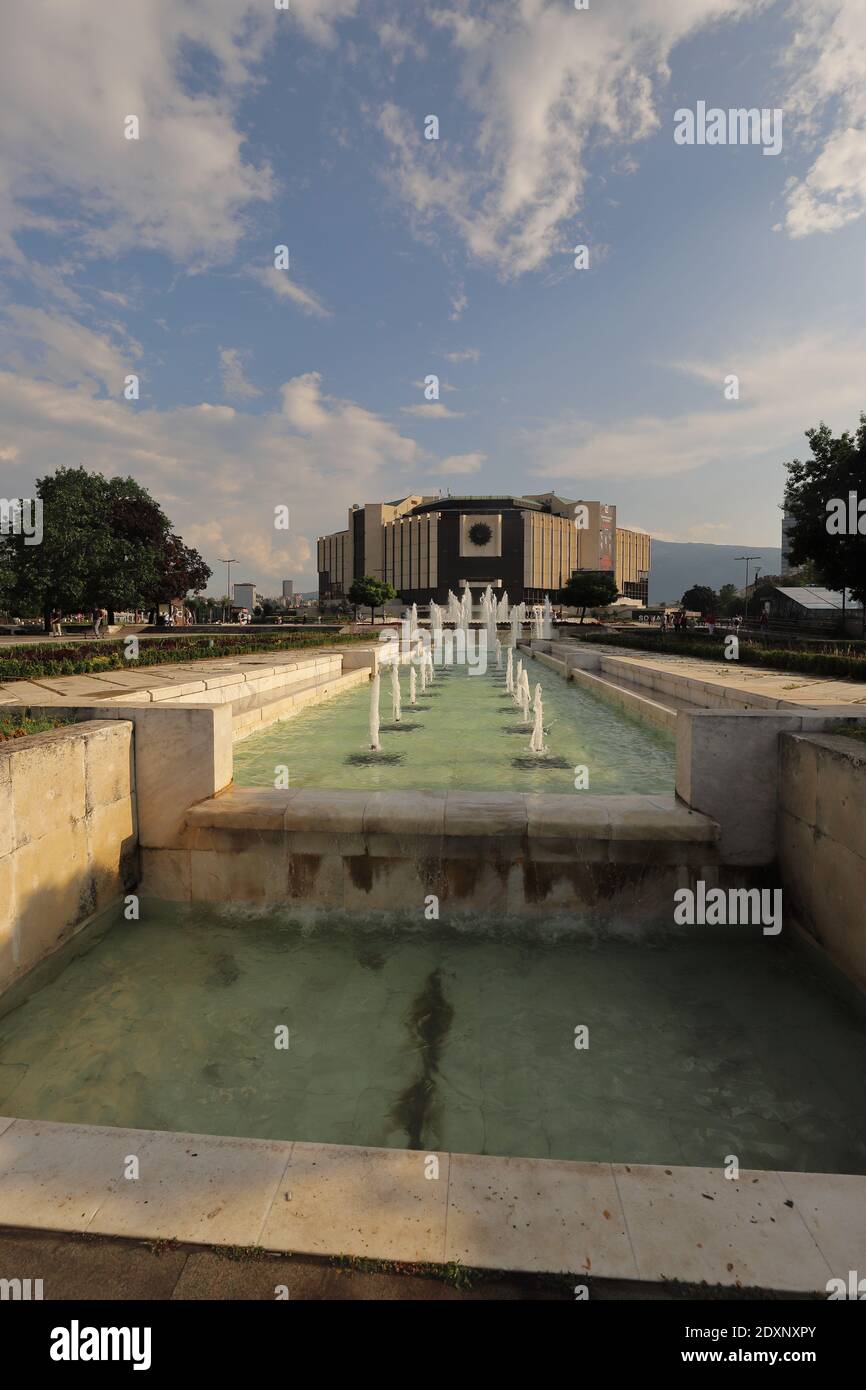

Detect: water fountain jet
369,672,381,750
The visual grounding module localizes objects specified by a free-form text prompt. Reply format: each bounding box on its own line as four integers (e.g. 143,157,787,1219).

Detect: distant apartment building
232,582,258,611
317,493,651,606
282,580,294,600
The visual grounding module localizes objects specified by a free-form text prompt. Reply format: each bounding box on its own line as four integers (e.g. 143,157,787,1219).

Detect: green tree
561,571,619,624
681,584,718,615
717,583,742,617
0,466,211,628
348,575,396,622
784,415,866,606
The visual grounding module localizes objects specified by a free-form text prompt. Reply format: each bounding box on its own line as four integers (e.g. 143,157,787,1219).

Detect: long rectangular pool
2,903,864,1174
234,654,674,793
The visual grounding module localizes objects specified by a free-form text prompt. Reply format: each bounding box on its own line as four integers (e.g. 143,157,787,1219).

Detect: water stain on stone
208,952,240,987
357,946,385,971
389,968,454,1149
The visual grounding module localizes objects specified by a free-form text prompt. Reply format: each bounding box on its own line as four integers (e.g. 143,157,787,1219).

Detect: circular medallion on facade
468,521,492,546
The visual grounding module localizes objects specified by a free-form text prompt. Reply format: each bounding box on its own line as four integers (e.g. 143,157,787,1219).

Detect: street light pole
220,558,237,623
734,554,762,618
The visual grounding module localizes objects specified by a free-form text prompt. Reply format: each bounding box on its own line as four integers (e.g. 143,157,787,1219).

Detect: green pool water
2,903,865,1173
234,653,675,792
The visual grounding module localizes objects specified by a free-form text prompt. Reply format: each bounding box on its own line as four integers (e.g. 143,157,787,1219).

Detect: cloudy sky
1,0,864,593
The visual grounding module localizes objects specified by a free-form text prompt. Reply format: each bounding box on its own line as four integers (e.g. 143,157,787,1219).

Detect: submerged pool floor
2,905,865,1174
233,653,674,793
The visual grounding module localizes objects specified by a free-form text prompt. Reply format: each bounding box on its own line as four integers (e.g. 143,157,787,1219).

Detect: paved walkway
577,643,866,709
0,1228,810,1301
0,646,357,707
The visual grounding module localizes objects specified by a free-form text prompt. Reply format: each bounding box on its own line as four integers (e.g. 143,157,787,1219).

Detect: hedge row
577,630,866,682
0,631,373,681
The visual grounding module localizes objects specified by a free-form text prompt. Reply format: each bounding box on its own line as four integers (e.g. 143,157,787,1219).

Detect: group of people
46,606,180,637
660,609,691,633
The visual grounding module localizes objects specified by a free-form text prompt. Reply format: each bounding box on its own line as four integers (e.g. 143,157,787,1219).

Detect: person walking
707,609,717,636
91,606,102,638
50,607,62,637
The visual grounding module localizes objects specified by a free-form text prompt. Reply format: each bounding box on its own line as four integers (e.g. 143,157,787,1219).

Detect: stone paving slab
0,1118,860,1291
260,1141,449,1263
612,1164,834,1293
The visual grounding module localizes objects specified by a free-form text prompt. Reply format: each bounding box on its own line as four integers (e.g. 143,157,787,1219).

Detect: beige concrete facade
317,492,650,602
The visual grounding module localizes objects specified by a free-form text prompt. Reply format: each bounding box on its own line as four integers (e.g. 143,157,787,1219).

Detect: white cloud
437,451,487,475
0,1,356,279
0,367,423,590
1,304,139,396
219,347,262,401
377,1,761,276
252,267,332,318
522,330,866,480
400,402,465,419
378,19,427,64
0,2,286,270
782,1,866,236
441,347,481,363
291,0,359,48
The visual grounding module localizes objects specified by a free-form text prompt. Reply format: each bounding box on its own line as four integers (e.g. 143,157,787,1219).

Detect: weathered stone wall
0,720,137,992
778,731,866,992
140,787,726,924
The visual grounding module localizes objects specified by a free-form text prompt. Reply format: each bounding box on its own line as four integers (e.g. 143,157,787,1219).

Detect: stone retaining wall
139,788,726,924
778,730,866,992
0,720,137,993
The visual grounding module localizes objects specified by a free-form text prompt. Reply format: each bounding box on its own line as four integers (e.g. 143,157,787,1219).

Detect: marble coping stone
0,651,349,707
187,788,719,848
0,1117,858,1291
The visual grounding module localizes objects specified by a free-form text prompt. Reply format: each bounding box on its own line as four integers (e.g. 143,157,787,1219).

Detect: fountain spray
369,672,381,750
530,683,546,753
506,646,514,694
390,661,401,722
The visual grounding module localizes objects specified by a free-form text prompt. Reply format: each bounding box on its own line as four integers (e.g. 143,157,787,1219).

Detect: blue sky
1,0,865,592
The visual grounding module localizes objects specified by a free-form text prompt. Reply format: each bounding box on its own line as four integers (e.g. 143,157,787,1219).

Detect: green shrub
0,632,373,681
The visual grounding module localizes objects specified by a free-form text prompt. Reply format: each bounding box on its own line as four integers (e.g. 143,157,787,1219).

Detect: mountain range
648,541,782,605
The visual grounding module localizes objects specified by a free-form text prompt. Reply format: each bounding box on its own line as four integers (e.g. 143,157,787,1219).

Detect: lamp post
735,554,762,621
220,558,237,623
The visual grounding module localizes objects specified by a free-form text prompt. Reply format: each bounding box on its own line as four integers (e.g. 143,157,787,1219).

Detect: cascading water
390,661,401,722
514,658,524,704
506,646,514,694
409,665,417,705
495,639,502,669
